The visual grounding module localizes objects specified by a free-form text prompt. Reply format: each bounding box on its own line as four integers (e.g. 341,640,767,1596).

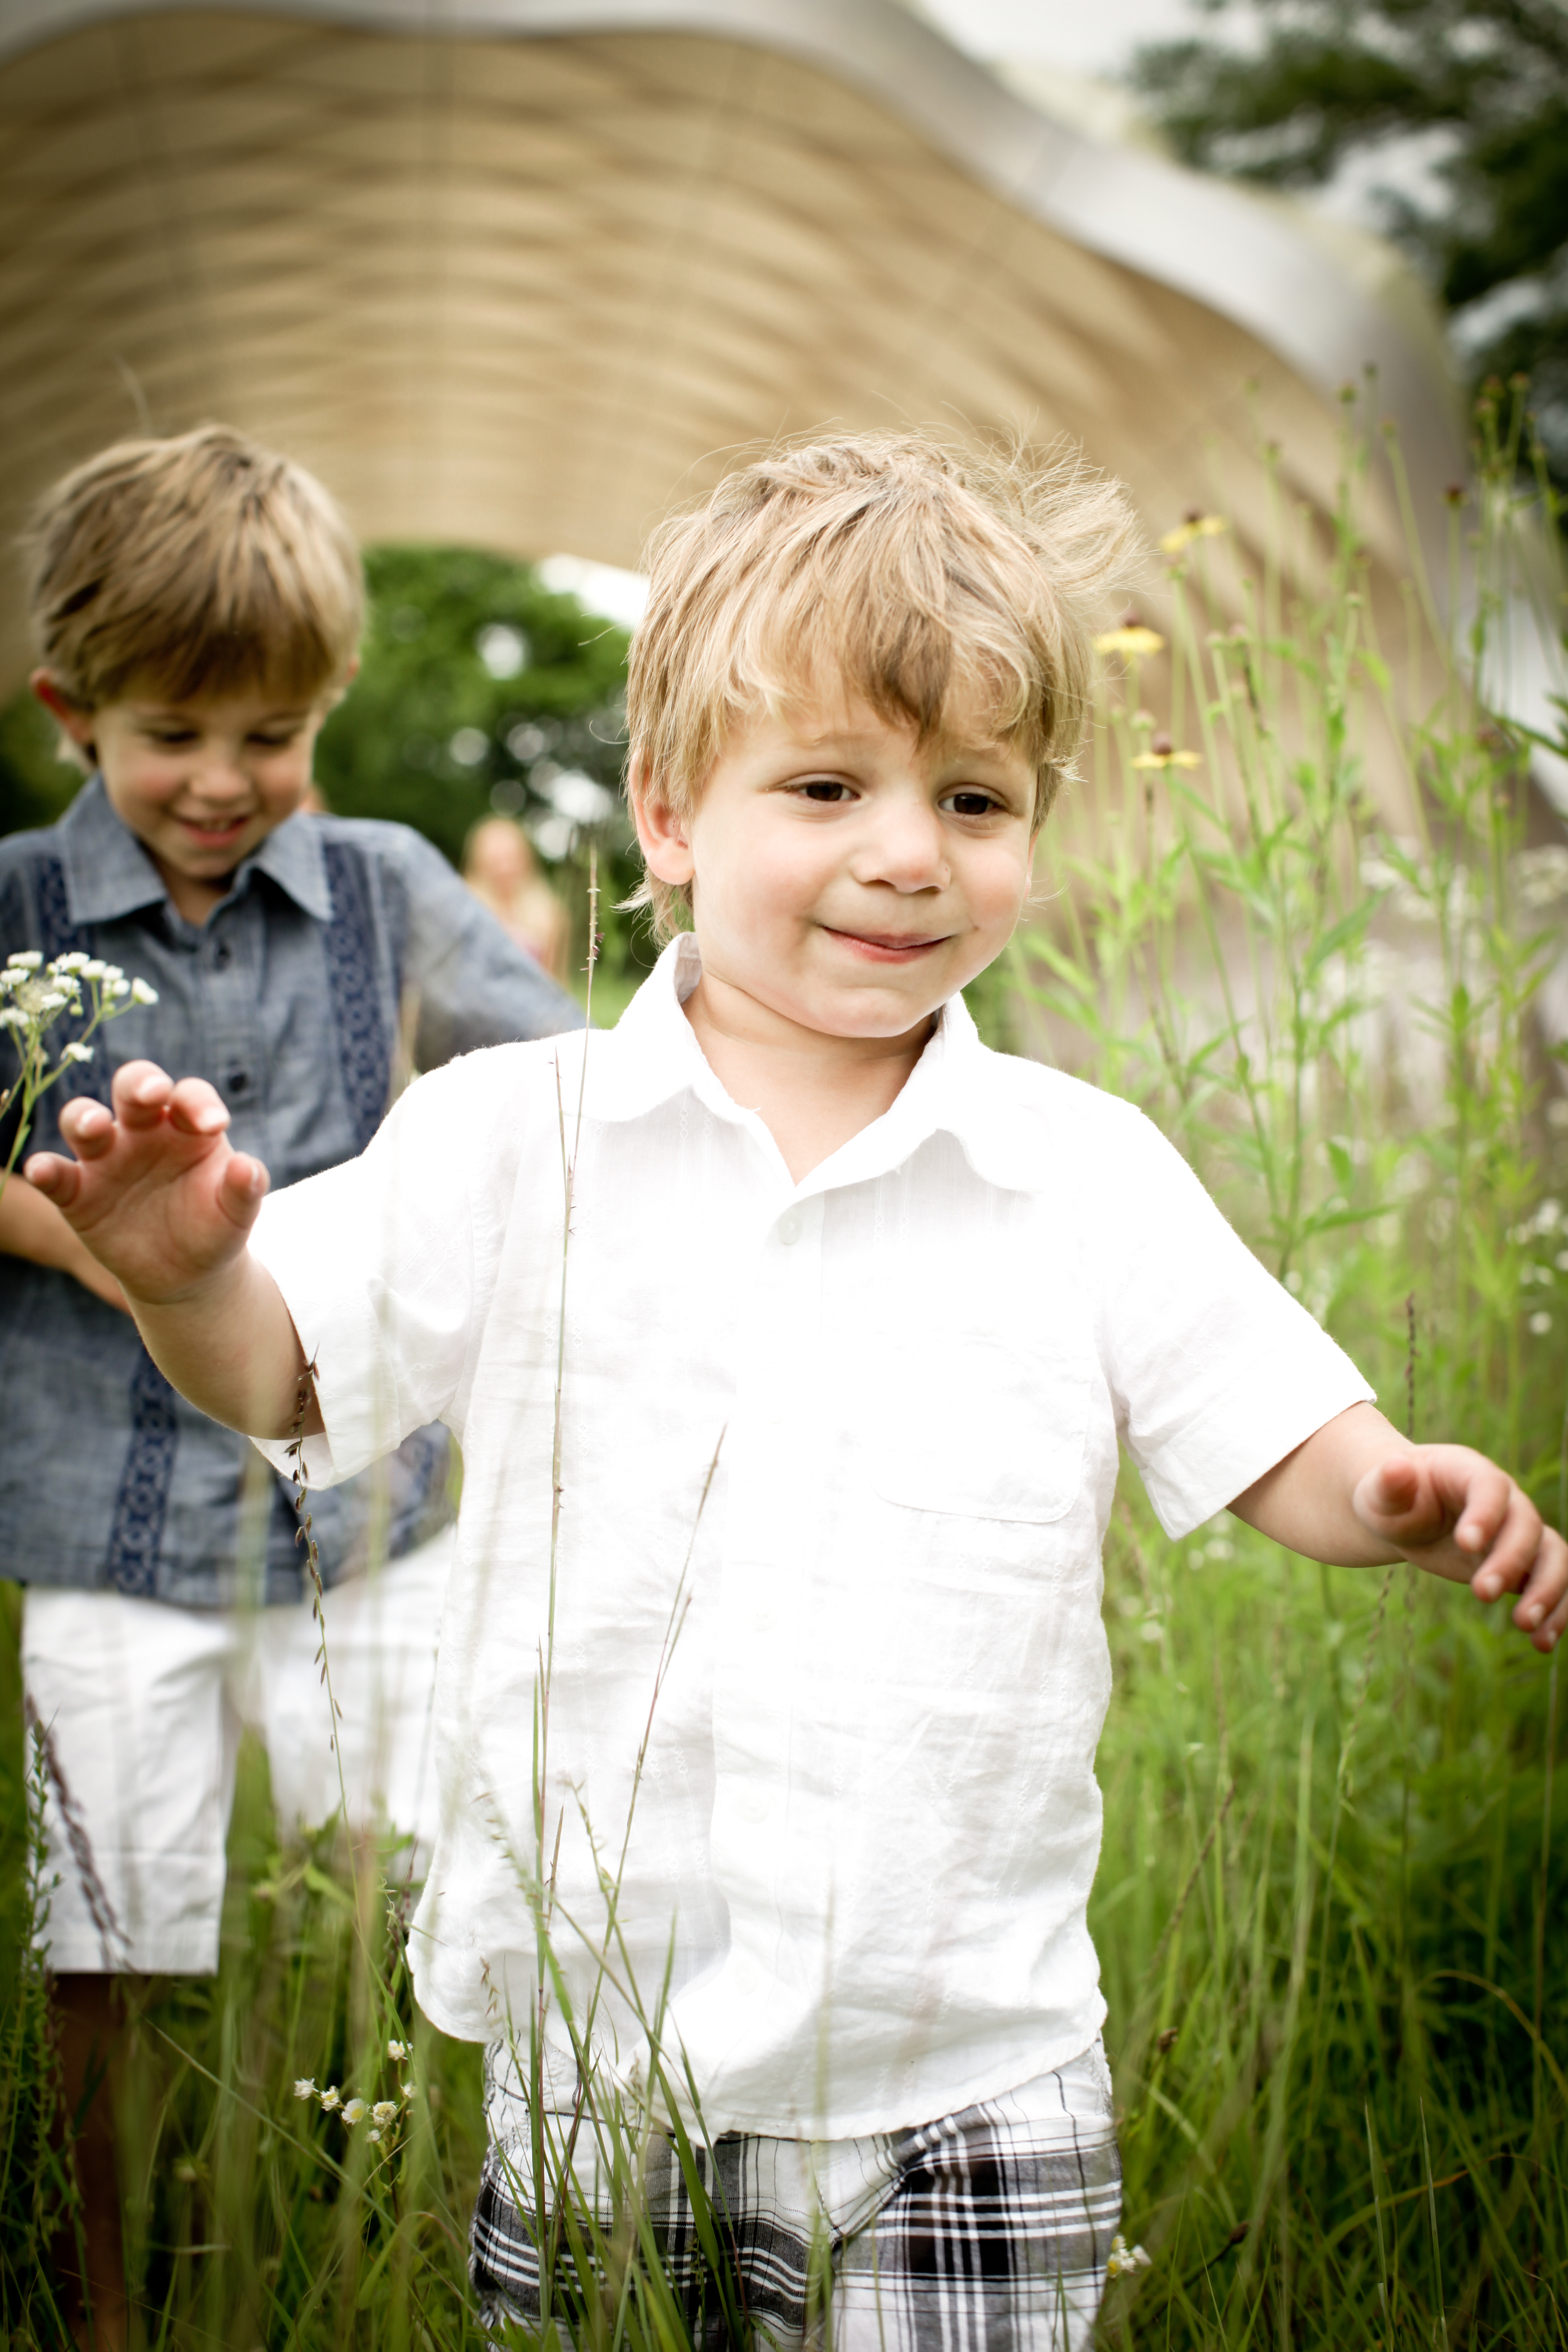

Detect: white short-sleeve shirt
250,935,1370,2137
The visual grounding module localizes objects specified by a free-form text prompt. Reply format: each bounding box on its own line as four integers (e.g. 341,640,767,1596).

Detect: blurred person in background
461,810,568,980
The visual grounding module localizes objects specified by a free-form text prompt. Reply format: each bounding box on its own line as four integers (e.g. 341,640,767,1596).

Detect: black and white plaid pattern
472,2043,1121,2349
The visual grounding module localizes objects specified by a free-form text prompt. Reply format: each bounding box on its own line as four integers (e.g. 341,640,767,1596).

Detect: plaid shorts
471,2041,1121,2349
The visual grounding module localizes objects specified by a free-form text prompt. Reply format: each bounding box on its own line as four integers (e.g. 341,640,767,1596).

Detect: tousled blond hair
26,424,363,720
626,430,1139,937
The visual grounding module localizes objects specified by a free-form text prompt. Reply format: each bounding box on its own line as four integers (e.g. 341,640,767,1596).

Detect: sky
908,0,1212,78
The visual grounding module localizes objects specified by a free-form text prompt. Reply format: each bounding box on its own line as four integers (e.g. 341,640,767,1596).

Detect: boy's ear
627,750,695,887
30,670,97,754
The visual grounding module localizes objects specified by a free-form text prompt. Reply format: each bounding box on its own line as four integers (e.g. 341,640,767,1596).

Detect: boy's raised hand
24,1061,270,1307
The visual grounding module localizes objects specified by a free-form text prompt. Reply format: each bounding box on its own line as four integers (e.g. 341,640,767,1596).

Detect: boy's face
633,684,1038,1044
34,674,329,904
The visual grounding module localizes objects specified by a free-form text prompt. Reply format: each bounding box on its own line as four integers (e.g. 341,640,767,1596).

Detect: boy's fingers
23,1150,81,1205
1355,1454,1442,1540
1468,1485,1544,1598
1506,1526,1568,1641
109,1059,176,1126
166,1078,231,1137
55,1096,115,1155
217,1152,270,1227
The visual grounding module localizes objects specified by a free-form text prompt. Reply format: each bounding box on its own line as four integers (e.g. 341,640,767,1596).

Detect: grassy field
1,392,1565,2345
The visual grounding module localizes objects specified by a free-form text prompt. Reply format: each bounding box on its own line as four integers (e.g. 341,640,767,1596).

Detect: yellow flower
1158,510,1228,556
1095,625,1167,659
1131,733,1200,771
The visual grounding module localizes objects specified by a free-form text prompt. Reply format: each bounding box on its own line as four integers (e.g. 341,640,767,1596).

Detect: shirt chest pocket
868,1335,1093,1525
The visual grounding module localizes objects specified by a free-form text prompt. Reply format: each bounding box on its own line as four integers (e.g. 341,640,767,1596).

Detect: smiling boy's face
34,674,331,921
632,681,1039,1046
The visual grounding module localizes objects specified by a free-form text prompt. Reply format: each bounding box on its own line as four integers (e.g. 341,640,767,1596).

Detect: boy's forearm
0,1172,130,1309
1229,1402,1412,1569
127,1252,317,1441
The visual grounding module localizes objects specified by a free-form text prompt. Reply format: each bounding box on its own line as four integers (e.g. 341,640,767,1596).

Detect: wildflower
1095,610,1166,660
367,2127,383,2144
6,951,41,970
294,2077,318,2100
108,977,131,999
341,2097,368,2126
0,1009,25,1031
130,976,159,1005
1132,733,1200,771
372,2100,398,2125
99,965,124,984
1158,510,1227,556
401,2081,416,2101
1530,1311,1552,1337
51,951,91,974
1106,2232,1152,2277
387,2038,408,2061
60,1042,93,1064
319,2084,342,2112
80,959,107,980
36,991,69,1012
172,2156,201,2185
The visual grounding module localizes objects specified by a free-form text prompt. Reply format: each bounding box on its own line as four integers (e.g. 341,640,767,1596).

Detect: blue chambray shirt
0,777,583,1608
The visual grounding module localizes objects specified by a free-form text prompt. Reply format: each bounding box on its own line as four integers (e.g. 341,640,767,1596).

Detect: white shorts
21,1527,453,1975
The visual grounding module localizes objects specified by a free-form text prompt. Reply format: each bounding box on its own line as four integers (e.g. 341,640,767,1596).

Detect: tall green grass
1,391,1565,2346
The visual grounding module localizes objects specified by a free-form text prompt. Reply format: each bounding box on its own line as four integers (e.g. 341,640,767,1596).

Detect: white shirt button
778,1212,802,1246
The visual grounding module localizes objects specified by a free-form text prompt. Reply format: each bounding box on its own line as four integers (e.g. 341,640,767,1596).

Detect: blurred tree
1130,0,1568,484
0,546,652,1004
0,689,82,839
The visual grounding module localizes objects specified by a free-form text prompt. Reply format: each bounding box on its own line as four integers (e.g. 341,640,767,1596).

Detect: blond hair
25,424,363,716
626,430,1138,937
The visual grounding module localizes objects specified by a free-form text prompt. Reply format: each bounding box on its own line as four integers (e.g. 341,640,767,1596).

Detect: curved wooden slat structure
0,0,1466,703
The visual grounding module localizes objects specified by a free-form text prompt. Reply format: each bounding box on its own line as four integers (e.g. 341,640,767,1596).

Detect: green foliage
1017,384,1568,2343
0,688,81,840
1130,0,1568,485
313,546,628,871
314,544,653,1009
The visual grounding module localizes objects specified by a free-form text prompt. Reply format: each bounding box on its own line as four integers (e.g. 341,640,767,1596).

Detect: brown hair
625,430,1139,936
25,423,363,715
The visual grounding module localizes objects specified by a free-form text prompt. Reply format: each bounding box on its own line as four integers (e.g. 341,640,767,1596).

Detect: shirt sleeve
1090,1096,1375,1537
386,825,586,1064
246,1051,501,1490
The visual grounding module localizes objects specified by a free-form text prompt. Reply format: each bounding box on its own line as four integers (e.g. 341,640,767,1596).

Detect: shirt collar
589,935,1037,1197
60,776,333,926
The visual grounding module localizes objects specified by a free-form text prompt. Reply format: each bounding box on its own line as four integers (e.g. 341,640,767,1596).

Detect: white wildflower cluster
0,951,160,1186
1106,2232,1152,2279
0,951,157,1051
293,2038,418,2147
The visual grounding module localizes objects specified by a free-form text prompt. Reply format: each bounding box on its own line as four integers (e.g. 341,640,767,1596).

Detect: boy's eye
944,789,1001,818
799,779,854,802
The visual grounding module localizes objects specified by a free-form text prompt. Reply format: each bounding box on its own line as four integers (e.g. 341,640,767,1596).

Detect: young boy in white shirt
26,433,1567,2349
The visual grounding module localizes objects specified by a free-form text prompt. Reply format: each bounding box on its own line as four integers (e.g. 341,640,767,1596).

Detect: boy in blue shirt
28,432,1567,2349
1,424,579,2342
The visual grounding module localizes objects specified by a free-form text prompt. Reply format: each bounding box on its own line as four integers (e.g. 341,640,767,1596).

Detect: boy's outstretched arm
1229,1399,1567,1651
23,1059,315,1441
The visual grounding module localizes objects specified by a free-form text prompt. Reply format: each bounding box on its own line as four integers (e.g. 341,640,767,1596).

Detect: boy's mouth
174,813,253,850
823,926,948,963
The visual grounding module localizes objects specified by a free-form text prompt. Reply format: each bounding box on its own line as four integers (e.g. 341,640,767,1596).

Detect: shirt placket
201,898,264,1150
709,1185,825,1997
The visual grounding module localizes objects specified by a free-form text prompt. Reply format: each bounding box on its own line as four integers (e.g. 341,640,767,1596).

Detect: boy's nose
857,799,950,891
